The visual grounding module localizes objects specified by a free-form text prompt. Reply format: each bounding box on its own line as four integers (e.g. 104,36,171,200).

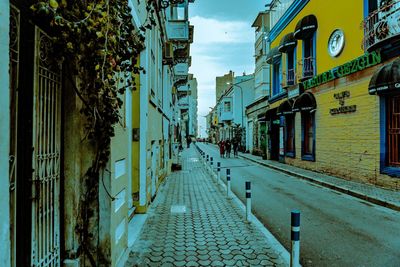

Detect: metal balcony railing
362,0,400,51
301,57,315,80
287,68,296,86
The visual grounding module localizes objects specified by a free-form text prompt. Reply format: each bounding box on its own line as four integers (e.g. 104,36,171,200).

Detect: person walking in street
233,138,239,158
218,140,225,158
225,139,231,158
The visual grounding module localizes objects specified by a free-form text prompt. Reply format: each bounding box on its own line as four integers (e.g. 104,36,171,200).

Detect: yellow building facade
266,0,400,189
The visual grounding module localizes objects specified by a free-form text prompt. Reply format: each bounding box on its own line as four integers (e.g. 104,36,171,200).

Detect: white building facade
245,10,272,155
216,74,255,149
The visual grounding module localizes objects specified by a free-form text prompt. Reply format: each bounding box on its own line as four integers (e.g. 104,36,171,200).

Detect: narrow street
3,1,400,266
198,143,400,267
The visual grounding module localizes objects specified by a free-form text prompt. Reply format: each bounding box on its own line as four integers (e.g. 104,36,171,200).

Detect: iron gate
9,5,20,267
31,27,62,267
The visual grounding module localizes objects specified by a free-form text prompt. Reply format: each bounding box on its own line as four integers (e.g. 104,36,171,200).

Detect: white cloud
189,16,255,137
190,16,254,44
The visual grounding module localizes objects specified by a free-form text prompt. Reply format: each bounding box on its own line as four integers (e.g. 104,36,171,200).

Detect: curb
239,154,400,212
196,148,291,266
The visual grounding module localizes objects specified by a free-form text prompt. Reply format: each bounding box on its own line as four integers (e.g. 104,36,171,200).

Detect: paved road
198,143,400,267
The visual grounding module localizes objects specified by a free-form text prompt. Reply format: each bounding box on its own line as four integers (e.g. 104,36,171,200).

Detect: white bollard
217,162,221,182
210,157,214,174
226,168,231,197
245,181,251,221
290,210,301,267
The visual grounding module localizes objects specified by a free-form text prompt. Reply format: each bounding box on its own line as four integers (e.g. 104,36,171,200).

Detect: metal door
31,27,62,267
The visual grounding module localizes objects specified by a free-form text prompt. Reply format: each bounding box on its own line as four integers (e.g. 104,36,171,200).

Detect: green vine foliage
30,0,158,264
31,0,148,169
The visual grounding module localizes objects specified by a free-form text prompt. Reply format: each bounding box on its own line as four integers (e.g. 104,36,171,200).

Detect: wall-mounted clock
328,29,345,57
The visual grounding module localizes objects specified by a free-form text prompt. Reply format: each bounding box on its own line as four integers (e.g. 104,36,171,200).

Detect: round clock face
328,29,345,57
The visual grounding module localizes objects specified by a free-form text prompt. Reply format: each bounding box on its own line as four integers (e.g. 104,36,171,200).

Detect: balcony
174,75,188,91
299,57,315,81
282,69,296,88
287,69,296,86
167,20,189,41
174,63,189,76
178,96,189,109
174,43,190,63
362,0,400,51
220,111,233,122
177,85,190,96
189,25,194,43
255,28,267,44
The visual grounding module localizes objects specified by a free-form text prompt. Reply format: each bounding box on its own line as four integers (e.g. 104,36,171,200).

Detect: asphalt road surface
197,143,400,267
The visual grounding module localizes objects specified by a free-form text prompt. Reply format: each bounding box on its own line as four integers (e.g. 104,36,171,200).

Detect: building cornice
245,95,269,110
268,0,310,43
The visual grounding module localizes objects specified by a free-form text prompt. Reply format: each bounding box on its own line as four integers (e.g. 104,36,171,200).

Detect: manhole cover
171,205,187,213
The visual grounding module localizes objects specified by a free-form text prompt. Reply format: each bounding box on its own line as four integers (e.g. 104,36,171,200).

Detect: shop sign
329,90,357,115
302,50,382,90
288,84,301,99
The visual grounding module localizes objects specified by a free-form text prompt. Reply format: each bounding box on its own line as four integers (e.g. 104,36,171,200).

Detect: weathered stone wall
63,73,102,266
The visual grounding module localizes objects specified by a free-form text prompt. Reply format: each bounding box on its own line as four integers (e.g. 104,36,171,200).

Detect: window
366,0,378,15
224,101,231,112
272,60,282,96
302,36,315,79
177,5,185,20
285,115,295,157
302,112,315,160
287,49,296,86
170,3,186,20
387,96,400,167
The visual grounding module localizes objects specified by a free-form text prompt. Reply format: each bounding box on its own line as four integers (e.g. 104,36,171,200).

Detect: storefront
277,51,399,189
266,108,281,161
245,96,269,155
368,57,400,178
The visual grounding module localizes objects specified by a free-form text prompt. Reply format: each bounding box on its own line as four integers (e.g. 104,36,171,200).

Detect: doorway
270,118,280,161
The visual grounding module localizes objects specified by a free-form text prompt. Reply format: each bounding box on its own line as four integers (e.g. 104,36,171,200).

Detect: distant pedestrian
233,139,239,157
225,139,231,158
219,140,225,158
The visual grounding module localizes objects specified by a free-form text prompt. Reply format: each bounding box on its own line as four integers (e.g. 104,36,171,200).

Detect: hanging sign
288,84,302,99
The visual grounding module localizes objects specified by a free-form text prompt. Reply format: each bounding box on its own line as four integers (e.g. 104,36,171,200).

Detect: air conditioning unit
164,42,174,59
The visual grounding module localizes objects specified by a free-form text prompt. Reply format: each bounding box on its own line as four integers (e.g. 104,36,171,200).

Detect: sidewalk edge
204,159,291,266
239,154,400,212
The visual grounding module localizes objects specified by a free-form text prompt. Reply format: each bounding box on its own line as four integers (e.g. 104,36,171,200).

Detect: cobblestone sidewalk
126,147,286,267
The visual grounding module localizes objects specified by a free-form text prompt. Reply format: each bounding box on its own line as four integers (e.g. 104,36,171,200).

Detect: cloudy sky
189,0,268,137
